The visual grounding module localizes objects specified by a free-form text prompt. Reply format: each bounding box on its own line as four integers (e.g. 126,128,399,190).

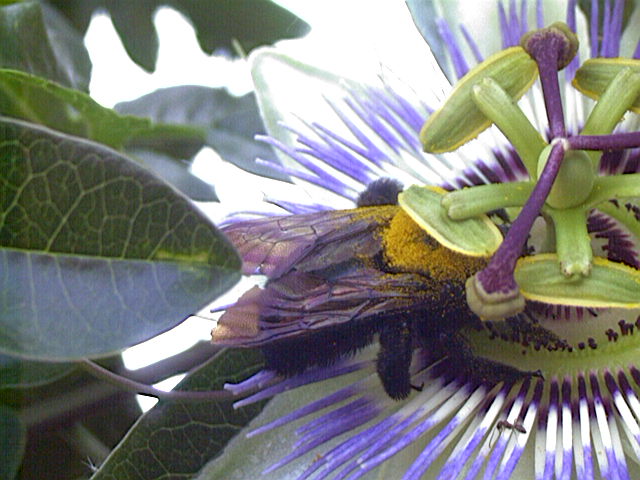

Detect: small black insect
496,419,527,434
488,418,527,448
212,180,539,399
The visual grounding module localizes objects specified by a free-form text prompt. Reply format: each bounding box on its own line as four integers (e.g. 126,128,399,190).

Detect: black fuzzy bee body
213,182,535,399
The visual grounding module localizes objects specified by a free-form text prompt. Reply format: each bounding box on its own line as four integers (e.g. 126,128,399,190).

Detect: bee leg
376,319,413,400
410,382,424,392
442,333,543,386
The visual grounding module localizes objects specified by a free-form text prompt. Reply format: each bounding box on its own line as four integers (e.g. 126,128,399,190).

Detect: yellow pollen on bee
382,210,486,282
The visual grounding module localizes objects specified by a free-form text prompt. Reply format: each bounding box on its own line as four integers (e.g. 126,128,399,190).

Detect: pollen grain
382,210,486,282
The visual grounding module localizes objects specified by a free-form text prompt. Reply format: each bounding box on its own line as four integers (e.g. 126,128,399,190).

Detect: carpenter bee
212,179,538,399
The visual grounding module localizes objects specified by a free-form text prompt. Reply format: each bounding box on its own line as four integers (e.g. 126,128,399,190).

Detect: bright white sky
85,1,440,107
83,1,440,409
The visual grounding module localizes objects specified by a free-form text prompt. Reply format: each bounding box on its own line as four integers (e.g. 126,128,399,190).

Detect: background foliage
0,0,307,478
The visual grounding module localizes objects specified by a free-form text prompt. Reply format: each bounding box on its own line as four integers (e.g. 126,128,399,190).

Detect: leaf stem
78,359,234,402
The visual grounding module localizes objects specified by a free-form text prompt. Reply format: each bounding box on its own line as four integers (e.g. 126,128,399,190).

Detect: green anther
471,77,546,177
442,182,534,220
578,66,640,168
548,207,592,276
536,145,594,209
573,58,640,114
420,46,538,153
515,254,640,308
398,185,503,256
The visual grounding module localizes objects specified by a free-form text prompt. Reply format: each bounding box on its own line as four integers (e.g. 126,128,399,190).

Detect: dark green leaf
0,117,240,360
11,354,142,479
108,1,158,73
0,69,206,151
38,2,93,90
91,348,265,480
116,86,287,181
0,404,25,480
0,354,74,388
130,149,218,202
46,0,310,72
0,1,91,90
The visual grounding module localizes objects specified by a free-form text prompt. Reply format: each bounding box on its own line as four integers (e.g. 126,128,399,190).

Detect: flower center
416,21,640,376
422,22,640,318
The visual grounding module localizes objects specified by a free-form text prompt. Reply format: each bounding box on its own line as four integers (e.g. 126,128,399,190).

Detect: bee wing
222,206,397,279
213,268,434,346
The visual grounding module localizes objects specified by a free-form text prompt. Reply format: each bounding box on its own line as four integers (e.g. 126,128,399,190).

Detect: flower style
208,1,640,479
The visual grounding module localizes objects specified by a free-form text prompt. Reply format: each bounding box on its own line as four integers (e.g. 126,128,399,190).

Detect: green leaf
0,1,90,90
398,185,503,256
46,0,310,72
0,117,240,360
0,404,25,480
91,348,265,480
0,354,74,388
420,47,538,153
0,69,205,151
515,254,640,308
115,86,287,181
129,149,218,202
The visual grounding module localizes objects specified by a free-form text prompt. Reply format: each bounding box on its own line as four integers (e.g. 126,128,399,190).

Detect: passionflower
207,1,640,479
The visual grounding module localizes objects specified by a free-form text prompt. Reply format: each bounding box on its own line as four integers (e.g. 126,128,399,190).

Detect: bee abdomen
262,318,382,376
